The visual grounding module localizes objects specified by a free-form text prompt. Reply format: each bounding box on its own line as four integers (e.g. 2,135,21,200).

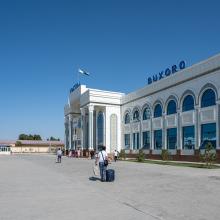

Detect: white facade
64,86,124,153
64,54,220,155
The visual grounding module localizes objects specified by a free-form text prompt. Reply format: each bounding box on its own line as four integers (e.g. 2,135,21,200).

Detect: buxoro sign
70,82,80,93
147,60,186,85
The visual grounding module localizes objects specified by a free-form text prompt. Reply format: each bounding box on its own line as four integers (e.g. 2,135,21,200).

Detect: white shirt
98,150,107,162
57,150,62,156
114,151,118,157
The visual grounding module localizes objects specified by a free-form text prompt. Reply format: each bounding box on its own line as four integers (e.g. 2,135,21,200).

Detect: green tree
15,141,22,146
28,134,34,140
161,149,169,161
18,133,42,140
137,149,145,162
33,135,42,140
119,149,126,160
200,142,216,168
19,134,27,140
49,136,60,141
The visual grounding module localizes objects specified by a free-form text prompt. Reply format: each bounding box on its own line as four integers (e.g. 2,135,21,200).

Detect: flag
78,68,90,76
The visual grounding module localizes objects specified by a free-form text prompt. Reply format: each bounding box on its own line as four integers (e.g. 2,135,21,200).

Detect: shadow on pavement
89,176,100,181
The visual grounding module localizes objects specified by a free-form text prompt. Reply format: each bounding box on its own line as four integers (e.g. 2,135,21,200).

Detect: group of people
56,148,81,163
68,149,81,158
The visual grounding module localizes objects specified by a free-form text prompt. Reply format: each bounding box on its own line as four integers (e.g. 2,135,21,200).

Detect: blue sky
0,0,220,140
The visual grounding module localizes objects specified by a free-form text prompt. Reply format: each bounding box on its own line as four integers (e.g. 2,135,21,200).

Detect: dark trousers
57,155,62,163
114,156,117,162
99,162,107,181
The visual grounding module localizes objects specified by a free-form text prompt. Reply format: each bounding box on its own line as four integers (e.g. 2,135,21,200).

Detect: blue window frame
167,100,177,115
201,89,216,108
143,131,150,149
97,112,104,146
133,133,139,150
133,110,140,121
167,128,177,149
154,130,162,150
201,123,216,149
182,126,195,150
124,113,130,124
182,95,194,112
124,134,130,149
143,107,151,120
154,104,162,118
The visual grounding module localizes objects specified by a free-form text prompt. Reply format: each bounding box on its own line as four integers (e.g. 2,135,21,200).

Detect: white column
162,113,166,149
150,118,153,150
128,116,132,150
117,110,122,152
216,101,220,149
104,107,109,152
80,108,85,150
177,110,182,150
68,115,73,150
140,121,143,150
88,105,94,150
64,116,69,150
195,105,200,149
130,126,133,150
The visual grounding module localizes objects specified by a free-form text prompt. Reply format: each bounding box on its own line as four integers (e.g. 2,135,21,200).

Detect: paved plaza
0,155,220,220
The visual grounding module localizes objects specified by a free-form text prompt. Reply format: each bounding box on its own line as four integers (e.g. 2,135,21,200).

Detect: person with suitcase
95,146,108,182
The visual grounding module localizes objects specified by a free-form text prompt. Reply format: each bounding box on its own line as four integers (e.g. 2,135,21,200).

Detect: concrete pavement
0,154,220,220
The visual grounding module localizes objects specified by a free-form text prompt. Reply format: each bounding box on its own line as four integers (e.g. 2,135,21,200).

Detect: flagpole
78,68,89,84
77,71,80,84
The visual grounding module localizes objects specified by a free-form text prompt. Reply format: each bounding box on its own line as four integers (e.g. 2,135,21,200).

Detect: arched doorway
97,112,104,149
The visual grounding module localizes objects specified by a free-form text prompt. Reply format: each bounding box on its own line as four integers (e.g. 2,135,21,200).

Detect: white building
64,54,220,161
0,145,11,155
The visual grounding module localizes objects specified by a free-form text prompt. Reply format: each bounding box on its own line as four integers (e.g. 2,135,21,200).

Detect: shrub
15,141,22,146
200,142,216,168
137,149,145,162
119,149,126,160
161,149,169,161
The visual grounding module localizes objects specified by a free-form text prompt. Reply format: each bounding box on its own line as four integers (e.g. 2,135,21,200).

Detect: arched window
201,89,216,108
167,100,177,115
143,106,151,120
182,95,194,112
97,112,104,146
133,110,140,121
124,113,130,124
154,104,162,118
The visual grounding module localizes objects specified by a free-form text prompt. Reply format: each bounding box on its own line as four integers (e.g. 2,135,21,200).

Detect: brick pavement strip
0,154,220,220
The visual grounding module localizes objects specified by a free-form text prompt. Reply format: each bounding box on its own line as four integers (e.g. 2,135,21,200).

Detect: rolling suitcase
106,169,115,182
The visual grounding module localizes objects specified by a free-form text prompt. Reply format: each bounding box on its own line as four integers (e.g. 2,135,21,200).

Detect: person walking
114,149,119,162
95,146,108,182
77,148,80,158
57,148,62,163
